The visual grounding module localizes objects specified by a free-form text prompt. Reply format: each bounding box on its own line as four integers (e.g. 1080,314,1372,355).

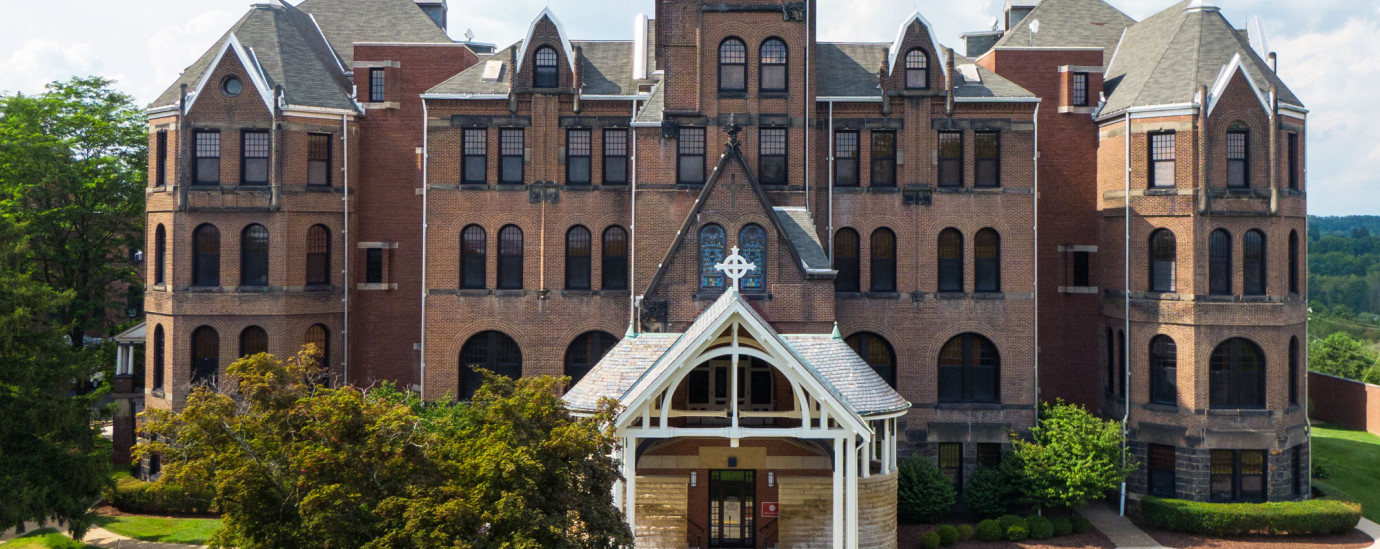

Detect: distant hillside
1311,215,1380,238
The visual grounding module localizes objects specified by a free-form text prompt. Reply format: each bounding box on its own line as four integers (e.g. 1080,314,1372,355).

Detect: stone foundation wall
1129,442,1308,502
858,472,898,549
778,476,832,549
635,475,689,549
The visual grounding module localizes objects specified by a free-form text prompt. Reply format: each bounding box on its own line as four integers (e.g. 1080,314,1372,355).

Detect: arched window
565,225,591,290
239,326,268,357
1288,230,1299,295
152,325,165,391
1150,229,1176,292
459,331,522,400
834,229,860,293
1243,229,1266,296
1289,337,1300,406
602,226,629,291
240,224,269,287
740,224,767,293
1209,229,1232,295
938,333,999,403
871,228,896,293
191,326,219,386
1150,335,1177,405
938,228,963,293
154,224,166,285
304,324,328,370
1210,338,1265,409
534,46,559,88
760,38,788,92
905,49,929,90
699,224,727,291
718,38,747,92
192,224,220,287
975,228,1000,293
846,332,896,388
461,225,486,289
497,225,523,289
306,225,330,286
565,331,618,387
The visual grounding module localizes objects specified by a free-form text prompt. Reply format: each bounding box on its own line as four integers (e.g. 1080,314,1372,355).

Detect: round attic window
221,76,243,97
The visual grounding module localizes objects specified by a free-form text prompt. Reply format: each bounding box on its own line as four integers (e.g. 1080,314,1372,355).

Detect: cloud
0,40,99,95
143,9,241,103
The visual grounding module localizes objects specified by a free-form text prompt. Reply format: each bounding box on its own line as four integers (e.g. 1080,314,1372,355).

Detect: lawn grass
91,515,221,545
1312,423,1380,521
0,529,96,549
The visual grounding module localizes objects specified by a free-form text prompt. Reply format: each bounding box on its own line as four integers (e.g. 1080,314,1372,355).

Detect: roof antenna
464,28,475,43
1029,19,1040,47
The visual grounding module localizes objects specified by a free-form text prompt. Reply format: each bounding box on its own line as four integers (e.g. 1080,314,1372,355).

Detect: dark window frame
1149,132,1176,188
974,228,1000,293
1150,335,1178,406
834,228,860,293
308,133,332,186
938,131,963,187
304,324,329,371
603,128,628,185
1243,229,1266,296
602,226,629,290
499,128,524,184
938,333,1001,403
759,128,788,186
870,131,896,187
240,225,269,287
534,46,559,88
1148,444,1176,498
191,326,219,386
565,225,592,290
1227,130,1249,188
566,128,592,185
460,225,487,289
939,443,963,491
462,128,488,184
459,331,522,400
369,68,385,102
1073,251,1090,287
739,224,768,293
306,224,331,286
1072,72,1089,107
1211,449,1266,503
155,130,167,187
759,38,788,93
938,228,963,293
1209,229,1233,295
192,223,220,287
1118,330,1127,398
718,38,747,93
365,248,383,284
239,326,268,358
974,131,1000,188
497,225,524,289
1150,229,1176,293
834,130,859,187
193,130,221,186
154,224,166,286
870,228,896,293
240,130,270,186
699,224,727,292
905,48,929,90
1210,338,1266,410
1289,337,1300,406
565,331,617,388
1288,230,1299,295
1287,132,1300,190
152,325,165,391
1105,328,1116,395
678,127,706,185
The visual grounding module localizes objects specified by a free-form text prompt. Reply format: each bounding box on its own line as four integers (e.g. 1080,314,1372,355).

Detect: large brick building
143,0,1309,543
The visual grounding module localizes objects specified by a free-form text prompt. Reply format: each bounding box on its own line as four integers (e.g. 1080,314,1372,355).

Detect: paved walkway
80,525,205,548
1078,502,1166,549
1357,517,1380,548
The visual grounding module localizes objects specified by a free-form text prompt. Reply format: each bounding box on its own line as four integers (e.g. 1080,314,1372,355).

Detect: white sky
0,0,1374,215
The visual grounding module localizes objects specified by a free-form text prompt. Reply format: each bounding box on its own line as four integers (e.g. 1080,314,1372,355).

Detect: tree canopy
137,350,630,548
1010,400,1134,510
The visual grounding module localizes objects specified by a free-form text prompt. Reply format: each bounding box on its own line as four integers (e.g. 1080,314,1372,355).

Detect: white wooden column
862,430,872,479
846,435,860,549
624,436,636,535
832,436,844,548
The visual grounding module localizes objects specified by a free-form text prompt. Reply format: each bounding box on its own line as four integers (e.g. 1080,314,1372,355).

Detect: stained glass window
699,224,726,291
739,224,766,292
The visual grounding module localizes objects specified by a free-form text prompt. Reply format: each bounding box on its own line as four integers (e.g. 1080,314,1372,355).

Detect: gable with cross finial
715,246,757,293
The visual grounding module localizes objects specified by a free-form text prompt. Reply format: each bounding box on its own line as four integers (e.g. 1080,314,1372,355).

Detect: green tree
1309,332,1377,382
1011,400,1134,511
0,77,146,345
0,216,110,538
896,455,956,524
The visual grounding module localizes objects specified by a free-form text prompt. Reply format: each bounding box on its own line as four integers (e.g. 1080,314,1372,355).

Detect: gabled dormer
184,33,276,119
884,11,948,94
514,9,576,91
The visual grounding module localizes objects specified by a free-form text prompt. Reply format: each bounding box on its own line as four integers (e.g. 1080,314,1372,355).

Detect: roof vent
1185,0,1220,13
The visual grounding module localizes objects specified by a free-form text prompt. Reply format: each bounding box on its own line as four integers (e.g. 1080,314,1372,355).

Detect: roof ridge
1130,6,1193,109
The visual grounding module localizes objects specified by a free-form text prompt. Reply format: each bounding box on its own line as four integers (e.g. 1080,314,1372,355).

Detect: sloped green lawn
0,529,96,549
1312,423,1380,521
91,515,221,545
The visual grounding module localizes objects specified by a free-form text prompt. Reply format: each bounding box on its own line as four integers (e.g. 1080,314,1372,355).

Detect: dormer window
534,46,559,88
220,76,243,97
719,38,747,93
905,49,929,90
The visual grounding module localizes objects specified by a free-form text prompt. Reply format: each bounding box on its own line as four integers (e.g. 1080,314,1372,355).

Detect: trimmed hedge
1052,516,1074,537
1141,496,1361,536
104,471,216,515
1005,523,1029,541
920,531,941,549
975,519,1003,542
936,525,958,546
956,523,973,541
1027,515,1055,540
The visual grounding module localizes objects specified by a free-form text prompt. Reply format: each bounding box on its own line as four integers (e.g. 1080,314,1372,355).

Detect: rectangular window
834,131,859,187
1288,132,1299,190
1227,131,1248,188
365,248,383,284
1148,444,1176,498
975,131,1000,188
566,129,591,184
603,129,628,185
1072,72,1089,107
1211,450,1266,502
938,131,963,187
939,443,963,491
369,68,385,102
155,131,167,187
241,131,270,185
976,443,1002,468
500,129,524,184
193,131,220,185
462,128,487,184
759,128,787,185
1150,132,1176,188
308,133,332,186
1073,251,1090,287
677,127,705,184
871,131,896,187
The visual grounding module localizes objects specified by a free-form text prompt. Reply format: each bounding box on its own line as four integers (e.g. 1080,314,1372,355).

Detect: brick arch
439,321,532,370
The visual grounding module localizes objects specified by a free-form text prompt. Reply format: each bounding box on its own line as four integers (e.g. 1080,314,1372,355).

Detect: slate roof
427,39,647,97
1100,1,1303,117
150,1,355,111
296,0,453,65
990,0,1135,58
814,42,1032,100
632,80,665,125
427,43,516,97
563,290,910,417
773,208,831,273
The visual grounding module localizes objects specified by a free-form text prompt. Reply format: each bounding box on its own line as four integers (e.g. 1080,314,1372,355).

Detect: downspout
179,83,189,209
629,99,639,330
827,100,835,260
1198,85,1210,214
272,86,284,211
342,113,351,385
944,48,955,118
803,0,810,212
1119,111,1131,517
1268,85,1280,215
419,101,428,396
1032,100,1040,422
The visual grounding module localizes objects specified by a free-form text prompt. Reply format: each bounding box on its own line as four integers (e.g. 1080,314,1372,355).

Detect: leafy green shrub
1071,514,1093,533
998,514,1023,531
1027,515,1055,540
936,524,958,546
1052,516,1074,537
1006,524,1029,541
956,523,973,541
965,464,1015,518
898,456,956,523
920,531,941,549
975,519,1003,542
104,471,215,515
1012,400,1135,510
1313,457,1332,480
1140,496,1361,536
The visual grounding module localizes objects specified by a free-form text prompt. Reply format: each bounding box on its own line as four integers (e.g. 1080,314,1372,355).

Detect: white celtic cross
715,246,757,293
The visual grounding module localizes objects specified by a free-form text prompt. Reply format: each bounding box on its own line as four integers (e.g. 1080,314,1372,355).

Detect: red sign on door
762,502,779,517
